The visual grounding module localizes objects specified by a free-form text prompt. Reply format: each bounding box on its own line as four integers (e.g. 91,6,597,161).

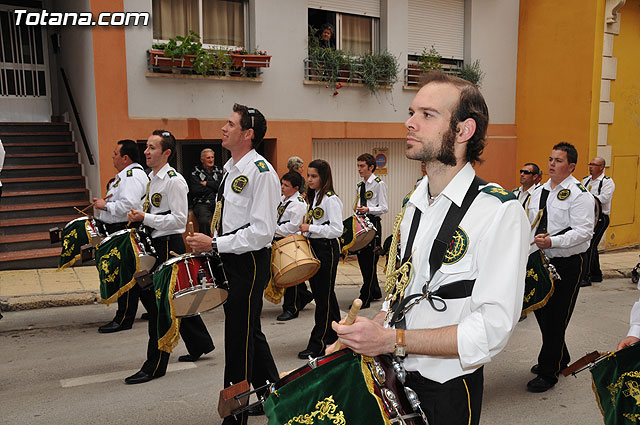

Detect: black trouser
193,202,214,236
306,238,341,354
139,234,214,377
221,248,279,425
585,214,609,281
102,221,143,327
405,367,483,425
282,282,314,314
356,216,382,304
533,253,583,381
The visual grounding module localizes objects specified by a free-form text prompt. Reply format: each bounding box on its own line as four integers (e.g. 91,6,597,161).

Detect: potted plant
193,48,231,77
229,47,271,68
459,59,485,87
358,51,399,95
407,45,442,85
149,30,203,69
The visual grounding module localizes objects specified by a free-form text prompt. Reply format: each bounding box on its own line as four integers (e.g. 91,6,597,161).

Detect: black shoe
125,370,153,384
246,404,265,416
298,348,321,359
591,276,603,283
580,280,592,287
277,310,298,321
530,364,565,376
98,321,132,334
140,313,150,320
178,354,201,362
526,376,556,392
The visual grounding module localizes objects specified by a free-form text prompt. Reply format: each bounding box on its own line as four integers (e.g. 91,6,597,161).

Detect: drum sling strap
390,176,485,329
277,200,292,225
535,188,572,238
360,182,367,207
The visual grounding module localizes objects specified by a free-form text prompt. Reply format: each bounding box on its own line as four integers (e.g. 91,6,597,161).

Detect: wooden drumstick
334,298,363,351
81,194,113,213
74,206,90,216
530,232,550,246
188,222,195,252
169,251,180,258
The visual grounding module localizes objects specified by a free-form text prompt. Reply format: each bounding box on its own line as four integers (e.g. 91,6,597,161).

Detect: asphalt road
1,279,636,425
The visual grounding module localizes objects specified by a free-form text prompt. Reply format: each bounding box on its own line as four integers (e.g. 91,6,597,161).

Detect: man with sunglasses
513,163,543,208
186,104,280,424
581,157,615,286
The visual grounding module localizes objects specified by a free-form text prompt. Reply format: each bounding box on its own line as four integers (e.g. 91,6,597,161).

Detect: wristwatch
211,237,218,252
394,328,406,357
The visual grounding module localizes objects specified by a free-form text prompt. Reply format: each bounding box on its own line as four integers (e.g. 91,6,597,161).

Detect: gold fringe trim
57,221,94,272
100,230,140,306
360,356,392,425
211,200,222,235
264,247,285,304
520,250,556,316
158,262,182,353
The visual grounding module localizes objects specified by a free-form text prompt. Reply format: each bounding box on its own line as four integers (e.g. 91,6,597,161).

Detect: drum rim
64,216,93,229
97,228,132,247
159,251,215,268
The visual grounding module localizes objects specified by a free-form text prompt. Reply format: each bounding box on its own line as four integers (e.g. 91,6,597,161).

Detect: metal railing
147,51,264,78
404,62,461,87
303,58,396,87
60,67,94,165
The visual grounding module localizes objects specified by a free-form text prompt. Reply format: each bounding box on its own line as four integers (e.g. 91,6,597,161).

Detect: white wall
50,0,101,199
123,0,519,125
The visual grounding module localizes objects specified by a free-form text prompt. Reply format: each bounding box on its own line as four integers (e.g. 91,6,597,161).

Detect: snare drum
64,216,105,247
264,349,427,425
98,228,156,272
158,252,229,318
271,234,320,288
349,214,376,253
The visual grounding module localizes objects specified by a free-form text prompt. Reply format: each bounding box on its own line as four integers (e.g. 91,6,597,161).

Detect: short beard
407,126,457,167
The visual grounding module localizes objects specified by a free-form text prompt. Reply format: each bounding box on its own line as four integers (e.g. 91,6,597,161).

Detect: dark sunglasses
519,169,533,175
588,163,603,166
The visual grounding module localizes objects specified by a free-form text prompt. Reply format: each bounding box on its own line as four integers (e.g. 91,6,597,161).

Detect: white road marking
59,362,197,388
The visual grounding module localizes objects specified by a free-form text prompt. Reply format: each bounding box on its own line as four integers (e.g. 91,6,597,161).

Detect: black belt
152,233,183,242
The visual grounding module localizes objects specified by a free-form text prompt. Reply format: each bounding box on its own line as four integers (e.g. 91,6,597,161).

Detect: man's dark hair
233,103,267,148
357,153,376,172
281,171,304,192
117,139,140,163
524,162,542,176
152,129,176,161
420,71,489,164
552,142,578,165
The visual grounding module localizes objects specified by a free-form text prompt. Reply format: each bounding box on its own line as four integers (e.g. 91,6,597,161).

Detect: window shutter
308,0,380,18
408,0,464,60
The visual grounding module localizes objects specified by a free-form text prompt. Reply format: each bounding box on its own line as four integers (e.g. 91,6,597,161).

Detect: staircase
0,122,90,270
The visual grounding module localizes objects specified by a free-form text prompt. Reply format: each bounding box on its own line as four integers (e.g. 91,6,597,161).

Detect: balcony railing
404,62,462,88
147,50,264,79
303,58,396,87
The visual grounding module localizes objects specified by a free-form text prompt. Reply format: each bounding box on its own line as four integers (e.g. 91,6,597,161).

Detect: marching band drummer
125,130,214,385
276,171,314,321
186,104,280,424
93,139,149,334
297,159,344,359
354,153,388,309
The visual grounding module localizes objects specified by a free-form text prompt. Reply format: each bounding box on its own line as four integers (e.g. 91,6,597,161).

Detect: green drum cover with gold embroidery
153,263,181,353
264,351,386,425
591,343,640,425
96,231,137,304
340,216,356,255
521,250,555,317
58,220,91,269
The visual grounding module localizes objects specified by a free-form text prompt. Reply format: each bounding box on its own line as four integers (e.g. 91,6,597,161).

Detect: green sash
58,219,91,270
591,343,640,424
153,262,181,353
521,250,555,317
264,351,389,425
96,230,138,305
340,216,357,256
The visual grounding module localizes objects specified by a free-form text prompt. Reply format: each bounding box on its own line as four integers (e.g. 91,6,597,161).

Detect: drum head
349,231,376,253
173,286,228,317
274,260,320,288
139,254,156,272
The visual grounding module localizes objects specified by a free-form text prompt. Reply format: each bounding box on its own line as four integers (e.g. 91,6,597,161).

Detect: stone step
1,164,82,179
0,122,68,133
3,141,75,154
1,175,85,191
1,188,89,205
4,152,78,165
0,247,61,271
0,200,90,220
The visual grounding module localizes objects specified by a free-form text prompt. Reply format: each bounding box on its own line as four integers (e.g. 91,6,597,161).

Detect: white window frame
152,0,249,51
323,12,379,54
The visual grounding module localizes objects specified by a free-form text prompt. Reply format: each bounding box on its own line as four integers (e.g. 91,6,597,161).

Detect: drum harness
388,176,486,329
211,172,250,237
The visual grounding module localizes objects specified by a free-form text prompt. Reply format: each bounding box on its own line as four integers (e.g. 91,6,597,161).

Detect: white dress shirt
142,163,188,238
308,191,344,239
276,193,307,237
356,173,388,216
215,149,280,254
527,175,594,258
382,163,529,383
582,173,615,215
514,183,540,207
97,163,148,224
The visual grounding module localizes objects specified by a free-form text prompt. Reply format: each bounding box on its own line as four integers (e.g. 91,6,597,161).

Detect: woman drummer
298,159,344,359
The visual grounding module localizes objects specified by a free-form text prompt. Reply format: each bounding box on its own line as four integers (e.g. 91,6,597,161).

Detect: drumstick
169,251,180,257
188,222,194,253
74,207,90,217
334,298,363,351
530,232,550,246
81,194,113,213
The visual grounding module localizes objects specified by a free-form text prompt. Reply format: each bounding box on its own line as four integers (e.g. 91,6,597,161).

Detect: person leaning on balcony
93,139,149,334
580,157,615,287
318,23,335,49
189,148,223,237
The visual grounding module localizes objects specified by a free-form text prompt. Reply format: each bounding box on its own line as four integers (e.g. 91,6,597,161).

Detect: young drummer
297,159,343,359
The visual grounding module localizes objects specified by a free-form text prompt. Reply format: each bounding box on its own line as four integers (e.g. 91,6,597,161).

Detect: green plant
163,30,202,58
358,51,399,95
193,48,231,76
419,45,442,72
308,46,354,89
459,59,485,87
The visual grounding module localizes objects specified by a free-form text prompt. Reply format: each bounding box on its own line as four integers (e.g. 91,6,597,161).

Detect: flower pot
149,49,196,68
230,54,271,68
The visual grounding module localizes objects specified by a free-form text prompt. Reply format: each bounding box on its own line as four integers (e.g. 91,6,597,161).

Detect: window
152,0,247,48
309,8,379,56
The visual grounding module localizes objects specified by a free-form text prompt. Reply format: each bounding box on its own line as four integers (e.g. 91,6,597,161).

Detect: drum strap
390,176,485,328
277,200,292,225
535,189,550,235
360,182,367,207
221,223,250,237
